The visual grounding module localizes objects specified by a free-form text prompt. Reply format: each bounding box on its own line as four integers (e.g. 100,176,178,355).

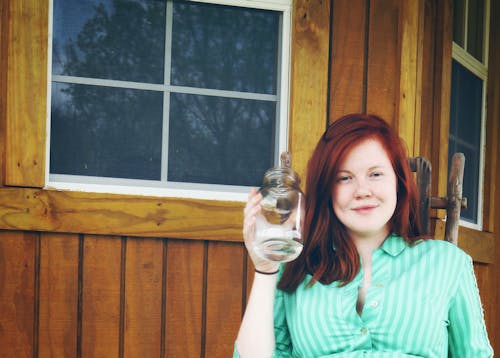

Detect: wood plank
0,231,36,358
432,0,453,211
483,0,500,233
165,239,204,357
329,0,367,119
366,0,400,125
289,0,331,182
419,0,437,161
434,220,495,264
5,0,47,187
81,235,121,357
0,187,243,241
396,0,424,156
0,0,8,187
205,241,245,357
490,0,500,350
473,263,495,345
123,237,163,358
38,233,79,357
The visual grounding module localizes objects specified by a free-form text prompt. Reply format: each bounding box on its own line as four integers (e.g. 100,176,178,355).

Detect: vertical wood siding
0,231,36,357
0,231,248,357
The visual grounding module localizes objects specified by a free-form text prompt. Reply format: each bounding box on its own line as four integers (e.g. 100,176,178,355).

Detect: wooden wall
0,231,249,357
1,0,499,356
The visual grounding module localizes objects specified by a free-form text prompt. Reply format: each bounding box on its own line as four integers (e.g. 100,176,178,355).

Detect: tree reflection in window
50,0,282,187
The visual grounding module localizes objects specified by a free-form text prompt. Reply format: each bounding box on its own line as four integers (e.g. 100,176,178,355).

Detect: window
449,0,489,227
47,0,291,200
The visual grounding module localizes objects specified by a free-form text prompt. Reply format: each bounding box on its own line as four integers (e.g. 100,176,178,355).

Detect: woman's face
332,139,398,242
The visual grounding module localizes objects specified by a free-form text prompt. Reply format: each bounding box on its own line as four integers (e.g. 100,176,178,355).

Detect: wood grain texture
165,239,204,357
432,0,453,208
123,237,163,358
0,0,8,187
419,0,437,162
329,0,367,120
81,235,121,357
0,187,244,241
204,241,245,357
473,263,495,345
38,233,79,358
5,0,47,187
396,0,424,156
489,0,500,349
434,220,495,264
483,0,500,233
289,0,331,182
0,231,36,358
366,0,399,125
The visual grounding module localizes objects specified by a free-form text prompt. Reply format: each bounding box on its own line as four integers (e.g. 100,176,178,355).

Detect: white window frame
451,0,490,229
45,0,293,202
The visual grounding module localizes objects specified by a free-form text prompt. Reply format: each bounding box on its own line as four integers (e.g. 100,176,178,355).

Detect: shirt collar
379,234,408,257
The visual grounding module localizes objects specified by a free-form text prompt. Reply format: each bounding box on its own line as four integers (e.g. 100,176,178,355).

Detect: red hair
278,113,423,292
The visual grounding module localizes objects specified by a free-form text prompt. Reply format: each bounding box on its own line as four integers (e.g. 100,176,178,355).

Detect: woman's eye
370,171,383,178
337,175,351,183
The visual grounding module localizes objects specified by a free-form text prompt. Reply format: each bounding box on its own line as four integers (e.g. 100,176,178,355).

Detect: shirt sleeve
447,253,493,357
272,287,293,357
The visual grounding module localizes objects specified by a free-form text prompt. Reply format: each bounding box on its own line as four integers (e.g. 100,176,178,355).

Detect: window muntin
450,0,489,228
48,0,291,200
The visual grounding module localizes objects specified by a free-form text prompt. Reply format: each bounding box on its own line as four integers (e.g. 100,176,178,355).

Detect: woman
235,114,493,357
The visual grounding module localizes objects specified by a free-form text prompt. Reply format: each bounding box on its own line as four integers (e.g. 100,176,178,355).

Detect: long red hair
278,114,423,292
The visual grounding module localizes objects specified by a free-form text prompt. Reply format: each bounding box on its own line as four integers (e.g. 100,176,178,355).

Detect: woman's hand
243,188,280,273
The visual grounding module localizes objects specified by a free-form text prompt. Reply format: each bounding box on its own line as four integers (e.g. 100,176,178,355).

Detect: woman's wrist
255,267,279,275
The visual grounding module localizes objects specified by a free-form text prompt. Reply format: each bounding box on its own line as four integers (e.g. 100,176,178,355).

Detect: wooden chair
408,153,466,245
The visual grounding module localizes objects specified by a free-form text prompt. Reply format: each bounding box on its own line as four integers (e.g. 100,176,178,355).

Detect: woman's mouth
352,205,378,214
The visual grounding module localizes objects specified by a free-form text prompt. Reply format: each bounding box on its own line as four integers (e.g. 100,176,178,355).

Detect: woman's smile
352,204,379,214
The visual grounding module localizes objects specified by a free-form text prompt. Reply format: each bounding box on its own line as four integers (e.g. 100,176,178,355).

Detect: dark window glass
171,1,279,94
448,60,483,223
50,83,163,180
50,0,282,188
467,0,485,62
52,0,166,83
453,0,466,47
168,93,275,186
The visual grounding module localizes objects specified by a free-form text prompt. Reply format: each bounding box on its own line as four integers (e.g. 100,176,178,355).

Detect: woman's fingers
243,189,262,249
244,188,261,215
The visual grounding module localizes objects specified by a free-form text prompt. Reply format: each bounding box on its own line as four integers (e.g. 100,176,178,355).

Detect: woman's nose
354,180,372,198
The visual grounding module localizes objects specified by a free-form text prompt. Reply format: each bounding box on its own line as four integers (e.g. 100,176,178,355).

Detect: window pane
453,0,466,46
449,60,483,223
52,0,166,83
168,93,275,186
171,1,280,94
50,83,163,180
467,0,485,62
50,0,285,192
452,144,479,223
450,61,482,144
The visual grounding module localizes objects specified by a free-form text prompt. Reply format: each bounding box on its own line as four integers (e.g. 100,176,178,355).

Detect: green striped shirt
268,235,492,357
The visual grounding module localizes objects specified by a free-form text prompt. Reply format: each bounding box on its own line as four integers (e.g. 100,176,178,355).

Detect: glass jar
253,166,304,263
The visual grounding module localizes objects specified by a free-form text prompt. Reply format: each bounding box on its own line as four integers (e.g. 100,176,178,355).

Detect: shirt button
360,327,368,335
375,282,384,287
370,300,379,308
